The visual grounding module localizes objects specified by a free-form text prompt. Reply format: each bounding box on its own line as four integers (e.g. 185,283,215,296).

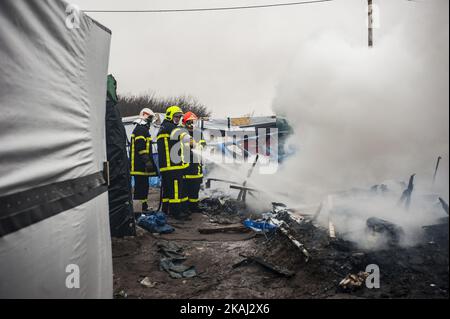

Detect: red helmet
182,112,198,126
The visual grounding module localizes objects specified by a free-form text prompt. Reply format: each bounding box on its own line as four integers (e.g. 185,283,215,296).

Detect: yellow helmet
165,105,183,121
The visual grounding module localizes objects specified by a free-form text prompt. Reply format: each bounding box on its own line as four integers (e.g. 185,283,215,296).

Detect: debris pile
199,197,247,224
239,201,448,298
338,272,369,292
112,185,448,298
366,217,405,246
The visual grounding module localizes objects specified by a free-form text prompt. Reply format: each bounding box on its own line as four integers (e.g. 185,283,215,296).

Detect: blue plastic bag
137,212,174,234
243,219,278,233
131,176,161,188
150,176,161,188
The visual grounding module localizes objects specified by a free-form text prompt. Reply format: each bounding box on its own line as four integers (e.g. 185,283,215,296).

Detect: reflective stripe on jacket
130,124,157,176
156,120,189,172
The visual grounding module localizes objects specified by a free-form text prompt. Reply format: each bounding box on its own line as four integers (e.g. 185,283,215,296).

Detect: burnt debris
366,217,405,246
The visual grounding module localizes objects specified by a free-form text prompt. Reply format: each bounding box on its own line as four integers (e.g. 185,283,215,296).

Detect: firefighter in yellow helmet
130,108,157,212
156,106,191,220
182,112,206,213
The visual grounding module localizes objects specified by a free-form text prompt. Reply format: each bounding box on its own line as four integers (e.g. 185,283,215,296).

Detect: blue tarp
137,212,174,234
243,219,278,233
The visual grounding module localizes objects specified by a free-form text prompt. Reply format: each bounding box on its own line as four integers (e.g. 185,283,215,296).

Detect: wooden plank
198,224,251,234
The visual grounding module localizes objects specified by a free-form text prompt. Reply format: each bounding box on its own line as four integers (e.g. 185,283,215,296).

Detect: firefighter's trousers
160,170,189,218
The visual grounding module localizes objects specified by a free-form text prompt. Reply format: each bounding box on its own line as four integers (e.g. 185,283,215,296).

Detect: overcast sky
71,0,376,117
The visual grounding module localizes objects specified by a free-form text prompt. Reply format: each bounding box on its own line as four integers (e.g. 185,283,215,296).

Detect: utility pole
368,0,373,47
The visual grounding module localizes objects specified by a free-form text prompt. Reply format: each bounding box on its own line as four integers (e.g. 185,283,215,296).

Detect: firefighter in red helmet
182,112,206,213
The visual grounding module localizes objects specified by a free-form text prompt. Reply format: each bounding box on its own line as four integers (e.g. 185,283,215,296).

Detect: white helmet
139,108,155,119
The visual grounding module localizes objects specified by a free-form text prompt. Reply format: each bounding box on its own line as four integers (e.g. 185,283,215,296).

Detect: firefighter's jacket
130,123,157,176
156,120,190,172
184,132,206,180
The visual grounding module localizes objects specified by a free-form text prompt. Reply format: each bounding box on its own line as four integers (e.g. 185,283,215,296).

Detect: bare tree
116,93,211,118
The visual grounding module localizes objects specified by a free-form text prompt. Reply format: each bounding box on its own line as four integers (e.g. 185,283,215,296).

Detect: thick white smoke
204,0,449,249
267,0,449,247
274,4,448,192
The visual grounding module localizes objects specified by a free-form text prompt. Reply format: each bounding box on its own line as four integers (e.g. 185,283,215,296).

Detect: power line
83,0,334,13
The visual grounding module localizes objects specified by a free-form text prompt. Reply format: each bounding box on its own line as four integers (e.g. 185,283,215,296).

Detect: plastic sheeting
106,99,136,237
0,0,113,298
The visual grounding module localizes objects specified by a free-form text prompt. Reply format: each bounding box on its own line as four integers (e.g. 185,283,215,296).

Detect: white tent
0,0,113,298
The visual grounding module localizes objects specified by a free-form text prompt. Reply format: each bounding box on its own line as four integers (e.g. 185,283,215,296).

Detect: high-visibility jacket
184,134,206,180
130,123,157,176
156,120,189,172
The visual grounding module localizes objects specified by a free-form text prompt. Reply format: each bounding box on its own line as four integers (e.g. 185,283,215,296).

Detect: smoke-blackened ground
112,189,448,299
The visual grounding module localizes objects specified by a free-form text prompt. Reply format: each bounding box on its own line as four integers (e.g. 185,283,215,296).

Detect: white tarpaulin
0,0,113,298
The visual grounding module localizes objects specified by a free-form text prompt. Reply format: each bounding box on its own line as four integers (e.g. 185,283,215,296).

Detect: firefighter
130,108,157,212
156,106,191,220
182,112,206,213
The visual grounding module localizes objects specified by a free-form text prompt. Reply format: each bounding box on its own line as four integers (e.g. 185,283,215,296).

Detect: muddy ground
112,189,449,299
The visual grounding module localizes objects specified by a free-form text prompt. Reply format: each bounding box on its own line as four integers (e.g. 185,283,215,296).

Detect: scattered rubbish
366,217,404,245
234,254,295,277
160,258,197,279
339,272,369,291
198,224,251,234
114,290,128,299
182,268,198,278
272,202,287,208
178,186,447,297
112,185,449,299
157,241,186,260
137,212,174,234
199,197,246,224
278,223,310,262
269,217,310,262
140,277,157,288
157,241,197,279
